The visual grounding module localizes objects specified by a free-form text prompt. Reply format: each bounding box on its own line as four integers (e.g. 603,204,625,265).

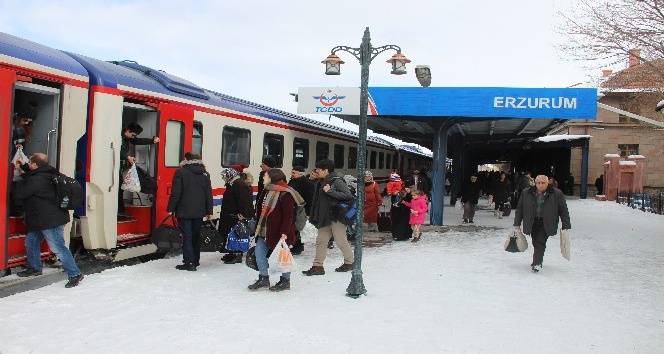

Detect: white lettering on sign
493,97,577,109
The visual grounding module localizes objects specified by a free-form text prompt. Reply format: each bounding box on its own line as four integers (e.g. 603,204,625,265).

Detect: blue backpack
331,176,358,226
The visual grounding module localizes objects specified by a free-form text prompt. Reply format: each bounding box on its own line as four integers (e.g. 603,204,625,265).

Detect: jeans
177,218,202,265
255,237,290,279
25,225,81,277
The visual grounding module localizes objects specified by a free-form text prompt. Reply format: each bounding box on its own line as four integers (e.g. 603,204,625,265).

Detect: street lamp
322,27,410,298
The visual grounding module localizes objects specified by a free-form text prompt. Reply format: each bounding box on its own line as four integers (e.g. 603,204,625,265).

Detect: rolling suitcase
502,202,512,217
377,209,392,232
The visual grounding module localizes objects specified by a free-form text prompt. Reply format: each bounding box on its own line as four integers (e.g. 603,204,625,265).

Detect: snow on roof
605,154,621,157
619,161,636,165
534,134,591,142
627,155,646,159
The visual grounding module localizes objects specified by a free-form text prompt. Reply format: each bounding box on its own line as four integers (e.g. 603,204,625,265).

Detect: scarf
255,181,304,237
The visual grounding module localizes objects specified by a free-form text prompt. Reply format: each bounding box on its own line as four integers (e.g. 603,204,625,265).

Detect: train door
153,103,193,224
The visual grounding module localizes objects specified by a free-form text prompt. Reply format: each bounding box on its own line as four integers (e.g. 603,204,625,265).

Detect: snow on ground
0,197,663,354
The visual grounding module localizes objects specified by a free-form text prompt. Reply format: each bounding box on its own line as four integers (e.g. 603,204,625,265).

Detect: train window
334,144,344,168
316,142,329,162
378,152,384,169
394,153,399,170
263,133,284,167
293,138,309,168
222,126,251,166
193,121,203,157
370,151,377,169
386,153,391,170
348,147,357,169
165,120,184,167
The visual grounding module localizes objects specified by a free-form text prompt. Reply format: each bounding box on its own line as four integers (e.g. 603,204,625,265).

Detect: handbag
504,228,528,252
245,241,258,271
560,229,571,261
151,215,182,251
199,220,219,252
226,224,251,252
268,239,294,275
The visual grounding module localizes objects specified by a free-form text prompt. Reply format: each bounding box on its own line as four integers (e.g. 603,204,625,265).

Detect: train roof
398,144,433,158
0,32,88,77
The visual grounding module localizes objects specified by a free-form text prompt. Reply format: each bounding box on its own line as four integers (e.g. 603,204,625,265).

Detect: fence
616,188,664,215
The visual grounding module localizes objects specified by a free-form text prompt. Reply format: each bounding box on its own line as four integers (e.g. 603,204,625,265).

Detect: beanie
230,164,247,173
261,156,277,168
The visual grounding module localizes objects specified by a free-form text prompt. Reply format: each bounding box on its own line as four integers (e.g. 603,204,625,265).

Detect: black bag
502,202,512,217
378,211,391,232
199,220,219,252
505,236,520,252
52,172,83,210
151,215,182,251
135,165,156,195
332,198,358,226
245,245,258,271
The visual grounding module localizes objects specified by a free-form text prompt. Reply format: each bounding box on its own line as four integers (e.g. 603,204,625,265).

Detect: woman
363,171,383,232
391,186,413,241
491,172,512,219
248,169,302,292
218,167,254,264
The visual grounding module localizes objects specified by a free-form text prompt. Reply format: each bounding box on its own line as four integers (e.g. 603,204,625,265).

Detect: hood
181,160,207,174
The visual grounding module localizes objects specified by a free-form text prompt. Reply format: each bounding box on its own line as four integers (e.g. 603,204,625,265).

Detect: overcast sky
1,0,600,136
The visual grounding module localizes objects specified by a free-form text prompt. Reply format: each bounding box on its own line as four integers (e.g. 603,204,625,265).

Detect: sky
0,0,598,143
1,196,663,353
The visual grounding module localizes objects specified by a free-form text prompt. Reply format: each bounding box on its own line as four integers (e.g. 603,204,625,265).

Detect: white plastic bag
299,221,317,242
121,164,141,193
455,200,463,211
560,229,571,261
11,148,28,181
268,239,294,275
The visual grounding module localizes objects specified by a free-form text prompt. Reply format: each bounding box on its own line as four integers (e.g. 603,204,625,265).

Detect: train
0,32,431,274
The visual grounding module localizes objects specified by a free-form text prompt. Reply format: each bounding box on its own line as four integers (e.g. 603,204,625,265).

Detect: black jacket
460,180,482,204
218,177,254,241
404,174,430,196
289,176,314,215
14,165,70,231
309,172,353,228
514,186,571,236
120,135,155,167
491,179,512,204
167,160,213,218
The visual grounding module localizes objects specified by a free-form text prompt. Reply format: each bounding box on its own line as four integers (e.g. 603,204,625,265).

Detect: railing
616,188,664,215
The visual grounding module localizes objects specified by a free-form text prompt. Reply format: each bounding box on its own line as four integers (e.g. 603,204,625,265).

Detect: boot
302,266,325,276
16,267,43,277
221,253,235,262
65,274,84,288
248,275,270,290
175,263,197,271
269,276,290,292
224,253,243,264
335,263,354,272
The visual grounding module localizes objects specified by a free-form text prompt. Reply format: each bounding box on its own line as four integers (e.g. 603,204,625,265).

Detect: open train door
153,103,193,225
0,68,15,272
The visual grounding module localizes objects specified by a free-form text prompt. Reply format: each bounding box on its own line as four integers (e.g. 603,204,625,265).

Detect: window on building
618,144,639,157
334,144,344,168
192,121,203,157
222,126,251,166
165,120,184,167
316,141,329,162
263,133,284,167
293,138,309,168
370,151,377,169
348,147,357,169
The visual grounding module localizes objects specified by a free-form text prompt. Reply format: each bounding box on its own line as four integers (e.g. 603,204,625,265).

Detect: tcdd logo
313,89,346,112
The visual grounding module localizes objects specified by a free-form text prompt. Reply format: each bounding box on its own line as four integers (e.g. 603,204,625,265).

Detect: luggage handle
159,214,179,227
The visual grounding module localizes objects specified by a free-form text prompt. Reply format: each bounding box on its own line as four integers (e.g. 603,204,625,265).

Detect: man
14,153,84,288
404,168,430,197
302,159,354,276
288,166,314,255
119,122,159,218
595,174,604,195
257,155,277,199
459,174,482,224
167,152,213,271
513,175,571,273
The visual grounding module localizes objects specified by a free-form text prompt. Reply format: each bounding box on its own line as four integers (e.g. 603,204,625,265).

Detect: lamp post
322,27,410,298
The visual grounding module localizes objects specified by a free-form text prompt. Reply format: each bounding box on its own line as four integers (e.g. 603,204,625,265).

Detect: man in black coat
513,175,571,273
257,155,277,199
404,168,430,197
118,122,159,218
288,165,314,255
460,174,482,224
167,152,213,271
14,153,84,288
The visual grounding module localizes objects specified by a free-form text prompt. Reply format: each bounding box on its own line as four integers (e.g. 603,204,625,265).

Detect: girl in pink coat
401,189,428,242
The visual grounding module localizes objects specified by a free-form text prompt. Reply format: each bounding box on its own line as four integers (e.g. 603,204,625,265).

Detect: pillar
579,138,589,199
430,122,450,225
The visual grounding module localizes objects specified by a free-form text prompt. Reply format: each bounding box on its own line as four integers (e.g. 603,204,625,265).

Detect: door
0,68,15,270
154,103,193,224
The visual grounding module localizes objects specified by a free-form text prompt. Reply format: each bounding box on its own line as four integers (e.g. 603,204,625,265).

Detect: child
387,172,404,202
401,188,428,242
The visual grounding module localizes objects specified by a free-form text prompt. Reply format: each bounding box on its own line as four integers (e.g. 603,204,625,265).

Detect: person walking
302,159,354,276
167,152,213,271
513,175,571,273
401,188,428,242
288,165,314,255
363,171,383,232
248,169,302,291
595,174,604,195
460,174,482,224
218,166,255,264
491,172,512,219
14,153,84,288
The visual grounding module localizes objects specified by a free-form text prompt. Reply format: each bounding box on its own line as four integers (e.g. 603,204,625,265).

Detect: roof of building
601,59,664,91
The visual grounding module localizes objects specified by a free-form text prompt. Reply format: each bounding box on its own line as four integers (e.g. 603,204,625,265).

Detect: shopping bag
377,208,392,232
11,148,28,181
225,224,250,252
245,245,258,271
455,200,463,211
268,239,294,275
121,164,141,193
504,228,528,252
151,215,182,251
199,220,220,252
299,221,317,242
560,229,571,261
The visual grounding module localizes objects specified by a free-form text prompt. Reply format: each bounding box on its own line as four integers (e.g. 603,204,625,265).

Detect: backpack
52,172,84,210
330,176,358,226
294,200,307,231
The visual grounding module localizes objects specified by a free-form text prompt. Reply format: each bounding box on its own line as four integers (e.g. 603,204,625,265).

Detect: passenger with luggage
490,172,512,219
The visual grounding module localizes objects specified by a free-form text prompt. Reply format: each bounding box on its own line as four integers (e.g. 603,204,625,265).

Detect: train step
117,233,150,245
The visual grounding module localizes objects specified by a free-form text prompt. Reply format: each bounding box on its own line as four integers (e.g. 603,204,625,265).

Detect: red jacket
254,182,296,249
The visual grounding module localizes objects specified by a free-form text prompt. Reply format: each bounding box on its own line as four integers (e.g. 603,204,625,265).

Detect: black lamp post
322,27,410,298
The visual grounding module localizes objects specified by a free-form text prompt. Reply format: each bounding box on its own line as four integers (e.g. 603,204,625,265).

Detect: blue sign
367,87,597,119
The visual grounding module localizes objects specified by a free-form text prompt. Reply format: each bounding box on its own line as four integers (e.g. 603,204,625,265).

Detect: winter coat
309,172,353,228
257,170,267,201
404,174,430,196
254,182,296,248
218,177,254,248
120,135,155,167
167,160,213,218
288,176,314,215
402,195,428,225
391,192,412,240
13,165,70,231
363,181,383,224
492,178,512,204
460,180,482,205
513,186,571,236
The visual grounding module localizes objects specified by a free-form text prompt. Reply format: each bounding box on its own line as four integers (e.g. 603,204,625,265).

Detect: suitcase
502,202,512,217
377,211,392,232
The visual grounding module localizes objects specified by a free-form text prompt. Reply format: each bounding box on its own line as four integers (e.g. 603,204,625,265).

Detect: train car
1,32,429,272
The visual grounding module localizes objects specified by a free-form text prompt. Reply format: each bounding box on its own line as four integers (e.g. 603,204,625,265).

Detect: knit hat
230,163,247,173
389,172,401,181
364,171,373,179
292,165,305,173
221,168,240,182
261,155,277,168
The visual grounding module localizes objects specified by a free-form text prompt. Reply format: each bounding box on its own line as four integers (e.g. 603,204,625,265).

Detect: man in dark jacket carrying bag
513,175,571,273
288,165,314,255
14,153,84,288
167,152,213,271
302,159,354,276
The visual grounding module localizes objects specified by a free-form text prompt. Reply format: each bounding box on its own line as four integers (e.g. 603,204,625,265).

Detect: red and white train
0,32,431,273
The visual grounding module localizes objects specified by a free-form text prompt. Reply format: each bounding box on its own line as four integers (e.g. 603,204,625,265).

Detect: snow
1,197,663,354
534,134,591,142
627,155,645,159
620,161,636,166
605,153,621,157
